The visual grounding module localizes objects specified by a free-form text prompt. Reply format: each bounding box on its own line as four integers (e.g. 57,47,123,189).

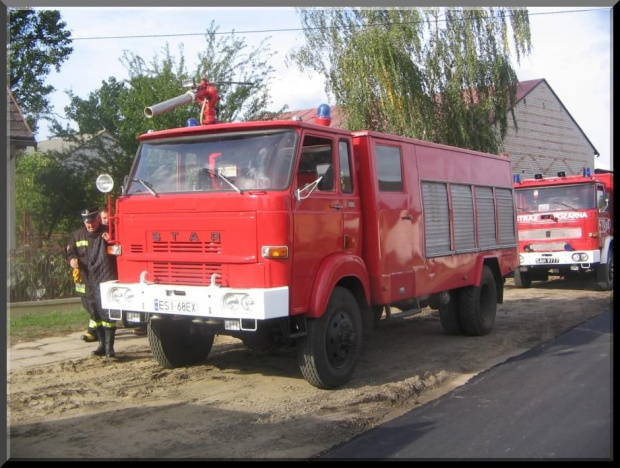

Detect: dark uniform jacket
66,225,117,304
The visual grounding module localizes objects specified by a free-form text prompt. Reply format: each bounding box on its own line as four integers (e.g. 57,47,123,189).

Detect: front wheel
458,266,498,336
597,248,613,291
297,287,363,389
513,269,532,288
148,318,214,368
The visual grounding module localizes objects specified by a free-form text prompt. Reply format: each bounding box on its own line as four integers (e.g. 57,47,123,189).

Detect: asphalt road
319,309,612,460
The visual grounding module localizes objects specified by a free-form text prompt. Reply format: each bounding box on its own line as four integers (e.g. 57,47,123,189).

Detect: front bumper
100,278,289,321
519,249,601,267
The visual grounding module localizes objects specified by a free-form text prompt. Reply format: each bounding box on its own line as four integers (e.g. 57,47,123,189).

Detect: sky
34,6,613,171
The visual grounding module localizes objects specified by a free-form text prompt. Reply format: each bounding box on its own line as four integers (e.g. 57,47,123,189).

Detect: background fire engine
514,169,613,291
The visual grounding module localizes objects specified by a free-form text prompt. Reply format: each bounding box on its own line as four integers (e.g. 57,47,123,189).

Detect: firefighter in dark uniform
66,207,118,360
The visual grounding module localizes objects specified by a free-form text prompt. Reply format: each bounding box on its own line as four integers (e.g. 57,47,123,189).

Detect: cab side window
298,135,334,192
339,140,353,193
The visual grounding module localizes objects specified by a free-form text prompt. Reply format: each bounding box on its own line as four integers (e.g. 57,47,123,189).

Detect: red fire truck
513,169,613,290
97,77,518,389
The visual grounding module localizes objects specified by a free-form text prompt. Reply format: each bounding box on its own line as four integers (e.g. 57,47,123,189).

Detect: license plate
535,258,559,264
154,299,197,313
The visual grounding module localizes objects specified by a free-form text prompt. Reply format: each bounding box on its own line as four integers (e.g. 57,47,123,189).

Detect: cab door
291,133,351,315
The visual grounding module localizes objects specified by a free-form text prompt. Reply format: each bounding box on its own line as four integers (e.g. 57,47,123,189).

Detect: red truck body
99,91,518,388
513,170,613,290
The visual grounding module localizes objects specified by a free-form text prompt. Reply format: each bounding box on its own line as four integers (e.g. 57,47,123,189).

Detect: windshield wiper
130,178,158,197
549,201,579,211
200,168,243,194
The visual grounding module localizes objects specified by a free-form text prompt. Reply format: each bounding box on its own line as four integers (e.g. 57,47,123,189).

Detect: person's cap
80,207,99,222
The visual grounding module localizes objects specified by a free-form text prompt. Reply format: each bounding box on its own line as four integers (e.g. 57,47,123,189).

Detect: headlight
571,253,589,262
110,287,127,304
223,293,254,312
223,294,240,311
109,287,134,305
124,289,135,303
241,296,255,310
519,255,524,265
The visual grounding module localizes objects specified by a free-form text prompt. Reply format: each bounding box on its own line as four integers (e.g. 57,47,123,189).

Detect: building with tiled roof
279,78,599,179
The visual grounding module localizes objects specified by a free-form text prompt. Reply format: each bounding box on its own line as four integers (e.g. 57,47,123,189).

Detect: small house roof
8,88,36,154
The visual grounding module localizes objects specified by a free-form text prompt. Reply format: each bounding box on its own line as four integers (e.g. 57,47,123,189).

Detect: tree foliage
14,152,99,245
22,22,285,245
53,22,285,157
291,7,532,153
8,8,73,133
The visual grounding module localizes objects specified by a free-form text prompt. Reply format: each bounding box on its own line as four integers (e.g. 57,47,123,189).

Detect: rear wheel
438,290,463,335
597,248,613,291
458,266,497,336
148,318,214,368
297,287,362,389
513,269,532,288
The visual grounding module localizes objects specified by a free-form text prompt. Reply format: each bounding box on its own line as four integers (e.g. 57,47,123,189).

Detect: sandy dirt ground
7,276,612,459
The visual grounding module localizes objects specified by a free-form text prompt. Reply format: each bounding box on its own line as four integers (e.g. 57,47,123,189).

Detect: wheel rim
326,310,357,368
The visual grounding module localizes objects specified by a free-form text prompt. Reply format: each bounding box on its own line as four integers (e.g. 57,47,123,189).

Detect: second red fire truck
513,169,613,290
97,77,519,388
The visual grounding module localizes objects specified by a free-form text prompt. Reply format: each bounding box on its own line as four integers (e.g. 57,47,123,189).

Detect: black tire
458,266,497,336
148,318,214,368
297,287,363,389
438,290,463,335
513,269,532,288
597,248,613,291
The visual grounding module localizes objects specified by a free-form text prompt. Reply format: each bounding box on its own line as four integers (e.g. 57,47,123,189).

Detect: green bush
8,247,75,302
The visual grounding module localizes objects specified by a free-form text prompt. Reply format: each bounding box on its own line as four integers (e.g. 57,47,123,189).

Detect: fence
8,246,76,302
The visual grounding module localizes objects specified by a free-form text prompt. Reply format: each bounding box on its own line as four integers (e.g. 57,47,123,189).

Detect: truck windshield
126,130,298,195
515,184,596,212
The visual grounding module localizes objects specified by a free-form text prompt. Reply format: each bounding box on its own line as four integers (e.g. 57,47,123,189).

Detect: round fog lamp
96,174,114,193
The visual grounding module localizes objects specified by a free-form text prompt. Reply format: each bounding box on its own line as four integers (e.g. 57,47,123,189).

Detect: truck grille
528,243,567,251
152,262,223,286
518,228,582,241
152,241,222,254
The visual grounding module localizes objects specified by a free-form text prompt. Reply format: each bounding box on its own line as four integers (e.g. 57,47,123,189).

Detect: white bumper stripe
100,281,289,320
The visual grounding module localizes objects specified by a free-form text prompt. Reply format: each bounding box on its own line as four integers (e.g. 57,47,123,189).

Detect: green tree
8,8,73,133
14,152,97,245
291,7,532,154
54,22,285,158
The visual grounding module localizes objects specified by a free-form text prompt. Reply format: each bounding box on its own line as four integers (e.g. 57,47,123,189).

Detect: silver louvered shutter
475,186,497,249
422,182,451,256
496,188,517,246
451,184,476,251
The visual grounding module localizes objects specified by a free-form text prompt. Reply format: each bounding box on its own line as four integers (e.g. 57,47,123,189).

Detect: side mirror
316,163,334,191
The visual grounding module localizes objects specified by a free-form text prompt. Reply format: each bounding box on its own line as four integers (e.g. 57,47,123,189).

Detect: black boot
104,327,117,360
91,327,105,356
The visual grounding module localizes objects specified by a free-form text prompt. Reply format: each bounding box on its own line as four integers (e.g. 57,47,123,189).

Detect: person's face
84,216,100,232
100,211,109,225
